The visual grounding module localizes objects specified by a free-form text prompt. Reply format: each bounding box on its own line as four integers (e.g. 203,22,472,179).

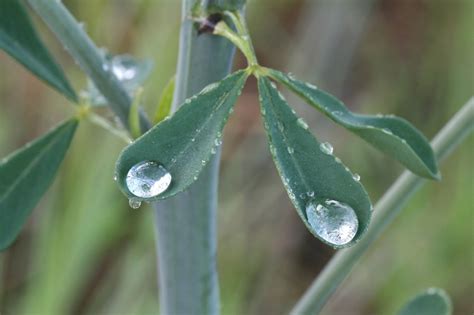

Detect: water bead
306,199,359,246
126,161,171,199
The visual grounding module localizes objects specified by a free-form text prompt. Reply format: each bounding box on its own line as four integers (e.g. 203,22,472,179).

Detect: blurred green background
0,0,473,314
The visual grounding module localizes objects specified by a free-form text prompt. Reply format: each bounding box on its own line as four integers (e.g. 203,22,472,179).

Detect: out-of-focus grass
0,0,472,314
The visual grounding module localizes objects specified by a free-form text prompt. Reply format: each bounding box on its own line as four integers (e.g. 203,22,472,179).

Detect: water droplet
287,147,294,154
126,161,172,198
306,199,359,246
335,157,341,163
288,72,295,80
297,118,308,130
102,62,110,72
211,147,217,155
305,82,317,90
261,107,266,115
353,173,360,181
382,128,392,135
320,142,333,155
307,191,315,198
191,137,195,142
184,98,191,104
214,138,222,146
201,160,206,165
277,90,285,101
332,111,343,116
113,175,118,181
277,121,285,132
201,82,219,94
129,198,142,209
299,193,306,199
194,175,198,180
270,82,277,89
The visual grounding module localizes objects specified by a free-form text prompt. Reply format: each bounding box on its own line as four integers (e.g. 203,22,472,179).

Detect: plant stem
28,0,151,133
153,1,243,314
290,97,474,315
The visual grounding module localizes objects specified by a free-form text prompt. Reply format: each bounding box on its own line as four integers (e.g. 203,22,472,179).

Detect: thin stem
153,1,243,314
28,0,151,133
290,97,474,315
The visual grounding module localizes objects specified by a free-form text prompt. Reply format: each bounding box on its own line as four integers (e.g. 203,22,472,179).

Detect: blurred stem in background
290,98,474,314
153,0,243,314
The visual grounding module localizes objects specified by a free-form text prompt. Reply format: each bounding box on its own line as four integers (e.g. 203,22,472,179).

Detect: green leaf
268,69,440,180
0,118,78,250
153,76,175,124
258,76,372,247
0,0,77,102
115,70,248,201
398,288,452,315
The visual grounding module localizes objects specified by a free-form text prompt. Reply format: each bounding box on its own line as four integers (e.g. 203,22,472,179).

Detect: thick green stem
290,97,474,315
153,1,243,314
28,0,150,132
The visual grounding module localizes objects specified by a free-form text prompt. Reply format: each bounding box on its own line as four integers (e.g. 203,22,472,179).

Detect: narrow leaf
258,77,372,247
0,0,77,102
154,76,175,124
269,69,440,180
0,118,78,250
115,70,248,201
398,288,452,315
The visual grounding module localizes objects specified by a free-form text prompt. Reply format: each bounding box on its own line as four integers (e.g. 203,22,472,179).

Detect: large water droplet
306,199,359,246
126,161,171,198
320,142,333,155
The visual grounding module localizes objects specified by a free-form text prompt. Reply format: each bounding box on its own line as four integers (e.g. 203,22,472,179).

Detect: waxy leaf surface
0,119,78,250
269,69,439,179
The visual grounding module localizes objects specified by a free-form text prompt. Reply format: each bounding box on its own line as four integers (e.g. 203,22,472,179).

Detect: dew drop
270,82,277,89
306,199,359,246
353,173,361,181
287,147,294,154
201,160,206,165
296,118,308,130
305,82,317,90
211,147,217,155
300,193,306,199
288,72,295,80
320,142,333,155
201,82,219,94
128,198,142,209
307,191,315,198
332,111,343,116
277,121,285,132
126,161,172,198
382,128,392,135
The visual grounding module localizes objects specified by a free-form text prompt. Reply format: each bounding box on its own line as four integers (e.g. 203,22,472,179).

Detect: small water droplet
307,191,315,198
320,142,333,155
376,113,384,118
270,82,277,89
191,138,195,142
335,157,341,163
194,175,198,180
214,138,222,146
261,107,266,115
211,147,217,155
306,199,359,246
332,111,343,116
277,121,285,132
305,82,317,90
129,198,142,209
382,128,392,135
353,173,361,181
277,90,285,101
287,147,294,154
201,160,206,165
113,175,118,181
184,98,191,104
288,72,295,80
201,82,219,94
299,193,306,199
296,118,308,130
126,161,172,198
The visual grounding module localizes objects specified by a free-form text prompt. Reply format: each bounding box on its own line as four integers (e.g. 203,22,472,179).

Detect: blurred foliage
0,0,472,314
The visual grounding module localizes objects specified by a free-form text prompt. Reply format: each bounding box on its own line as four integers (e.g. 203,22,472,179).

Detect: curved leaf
398,288,452,315
258,76,372,247
0,0,77,102
115,70,248,201
0,118,78,250
268,69,440,180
